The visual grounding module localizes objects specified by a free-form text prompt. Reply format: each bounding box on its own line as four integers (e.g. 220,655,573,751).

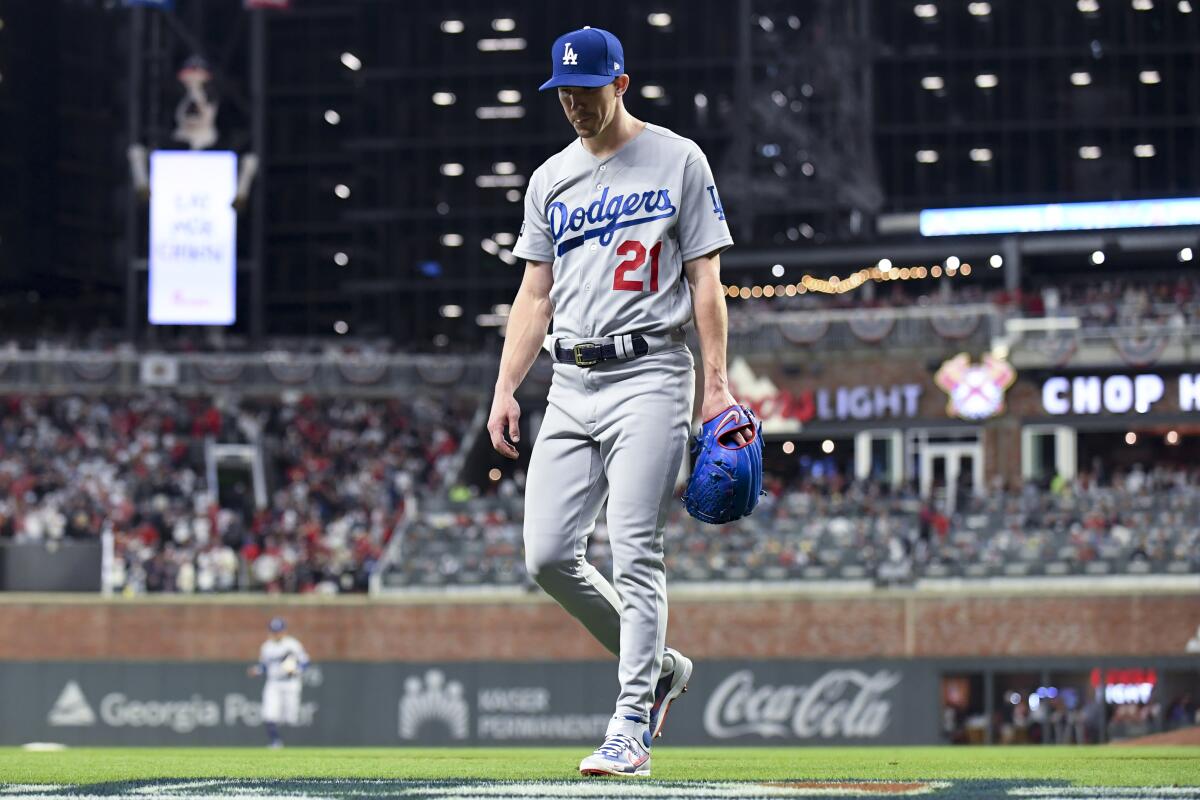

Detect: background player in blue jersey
247,617,310,748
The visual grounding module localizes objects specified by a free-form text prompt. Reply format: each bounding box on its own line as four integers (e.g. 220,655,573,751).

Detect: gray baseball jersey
512,123,733,339
514,123,733,726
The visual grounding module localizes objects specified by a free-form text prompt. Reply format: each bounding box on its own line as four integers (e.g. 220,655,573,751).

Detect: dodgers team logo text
548,187,677,256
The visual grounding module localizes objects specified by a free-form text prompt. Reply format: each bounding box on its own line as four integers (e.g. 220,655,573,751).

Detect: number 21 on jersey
612,240,662,293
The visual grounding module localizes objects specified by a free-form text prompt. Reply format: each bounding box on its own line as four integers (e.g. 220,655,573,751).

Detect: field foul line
2,782,1198,800
1010,791,1200,798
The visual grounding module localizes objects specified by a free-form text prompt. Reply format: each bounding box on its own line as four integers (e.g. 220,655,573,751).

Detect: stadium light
772,264,785,278
970,148,994,162
782,441,795,454
1133,144,1157,158
641,85,666,99
1179,247,1194,262
481,239,500,255
440,19,465,34
1091,250,1105,264
1079,146,1102,159
440,163,464,176
497,89,522,104
439,305,463,318
878,258,893,271
340,52,362,71
921,197,1200,236
492,161,517,175
694,93,709,108
945,256,961,270
333,320,349,334
333,184,351,199
990,254,1003,268
968,2,992,15
440,234,464,247
333,252,349,266
913,4,939,18
1167,431,1180,445
1132,0,1153,9
921,75,945,91
821,439,835,454
1181,1,1194,12
647,12,672,26
1139,70,1161,84
494,233,516,246
476,174,525,188
975,73,998,89
476,106,526,119
324,109,341,125
505,190,522,202
1070,71,1092,86
1125,431,1138,445
491,18,516,31
916,149,939,163
477,37,526,51
1077,0,1100,11
432,92,456,106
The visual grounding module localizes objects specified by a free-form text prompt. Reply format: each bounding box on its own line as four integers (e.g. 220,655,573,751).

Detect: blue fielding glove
682,404,764,525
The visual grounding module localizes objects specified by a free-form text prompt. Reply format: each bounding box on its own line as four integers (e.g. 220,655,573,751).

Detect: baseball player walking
488,26,749,777
247,617,309,748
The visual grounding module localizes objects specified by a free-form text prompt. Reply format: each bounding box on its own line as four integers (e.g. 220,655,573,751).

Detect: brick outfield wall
2,590,1198,662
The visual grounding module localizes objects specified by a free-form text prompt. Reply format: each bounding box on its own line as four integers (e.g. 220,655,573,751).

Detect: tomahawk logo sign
935,353,1016,420
397,670,470,741
703,669,902,740
48,681,96,727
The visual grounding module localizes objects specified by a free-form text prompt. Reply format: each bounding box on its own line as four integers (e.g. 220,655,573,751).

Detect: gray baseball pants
523,346,694,723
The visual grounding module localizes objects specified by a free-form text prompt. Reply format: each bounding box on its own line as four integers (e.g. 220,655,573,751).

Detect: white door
919,442,983,513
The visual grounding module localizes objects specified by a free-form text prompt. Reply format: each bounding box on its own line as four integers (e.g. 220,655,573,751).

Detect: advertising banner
0,660,939,747
148,150,238,326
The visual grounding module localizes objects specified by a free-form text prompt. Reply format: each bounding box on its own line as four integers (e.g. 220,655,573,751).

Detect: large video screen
148,150,237,325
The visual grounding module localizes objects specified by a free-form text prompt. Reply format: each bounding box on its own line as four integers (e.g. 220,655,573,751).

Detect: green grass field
0,746,1197,788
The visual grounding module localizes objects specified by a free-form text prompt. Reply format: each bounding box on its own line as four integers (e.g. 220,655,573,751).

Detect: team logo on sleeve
548,187,678,256
706,185,726,221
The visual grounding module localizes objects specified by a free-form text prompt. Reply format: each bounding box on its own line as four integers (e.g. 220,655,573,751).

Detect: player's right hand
487,392,522,460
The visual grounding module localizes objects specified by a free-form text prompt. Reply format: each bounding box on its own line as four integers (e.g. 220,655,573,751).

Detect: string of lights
725,257,984,300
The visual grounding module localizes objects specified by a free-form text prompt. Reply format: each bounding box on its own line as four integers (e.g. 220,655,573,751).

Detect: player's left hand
700,390,751,446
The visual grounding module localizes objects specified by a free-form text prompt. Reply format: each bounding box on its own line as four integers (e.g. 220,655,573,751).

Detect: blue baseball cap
539,27,625,91
268,617,286,633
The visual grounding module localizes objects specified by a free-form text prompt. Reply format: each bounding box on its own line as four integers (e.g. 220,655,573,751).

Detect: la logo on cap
562,42,578,65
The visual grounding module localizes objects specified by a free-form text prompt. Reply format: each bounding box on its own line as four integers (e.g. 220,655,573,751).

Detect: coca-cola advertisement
691,664,934,744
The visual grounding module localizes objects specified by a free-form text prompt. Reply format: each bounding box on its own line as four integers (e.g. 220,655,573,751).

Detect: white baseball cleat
579,718,652,777
649,647,693,739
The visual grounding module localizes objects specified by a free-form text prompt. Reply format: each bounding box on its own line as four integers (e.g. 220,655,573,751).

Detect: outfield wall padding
0,590,1196,663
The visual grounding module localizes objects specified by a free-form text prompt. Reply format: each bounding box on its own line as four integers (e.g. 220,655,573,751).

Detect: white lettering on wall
1043,373,1190,415
703,669,901,740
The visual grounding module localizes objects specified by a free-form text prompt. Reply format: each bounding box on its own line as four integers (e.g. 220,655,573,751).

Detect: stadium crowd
388,465,1200,588
0,393,475,594
4,389,1198,593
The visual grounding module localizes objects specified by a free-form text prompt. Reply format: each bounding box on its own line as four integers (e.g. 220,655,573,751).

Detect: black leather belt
553,335,650,367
